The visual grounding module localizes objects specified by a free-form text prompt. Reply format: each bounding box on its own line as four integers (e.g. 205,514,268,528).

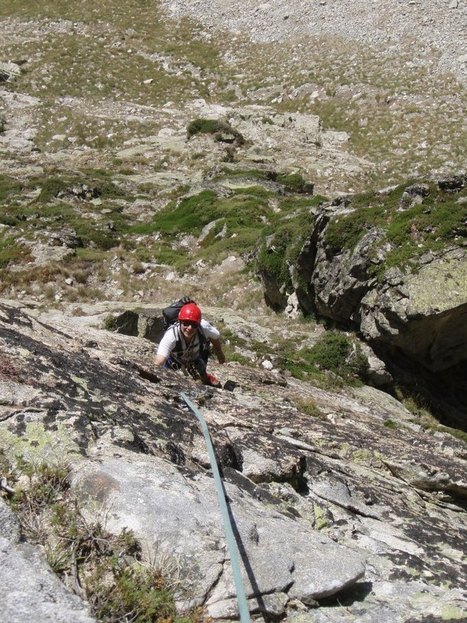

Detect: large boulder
359,249,467,371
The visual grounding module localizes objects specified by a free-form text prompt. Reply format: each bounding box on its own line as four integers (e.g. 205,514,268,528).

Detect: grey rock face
0,300,466,622
73,453,364,616
0,501,95,623
262,178,467,423
359,251,467,370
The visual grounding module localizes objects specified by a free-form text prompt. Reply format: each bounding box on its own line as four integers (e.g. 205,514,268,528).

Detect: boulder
109,308,165,342
359,249,467,371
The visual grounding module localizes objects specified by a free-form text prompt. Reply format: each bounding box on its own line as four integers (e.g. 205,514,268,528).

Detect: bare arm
211,338,226,364
154,354,168,367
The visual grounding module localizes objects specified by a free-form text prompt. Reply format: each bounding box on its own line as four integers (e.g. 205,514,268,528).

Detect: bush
274,172,314,194
256,210,315,290
186,118,245,145
0,235,31,268
309,331,368,381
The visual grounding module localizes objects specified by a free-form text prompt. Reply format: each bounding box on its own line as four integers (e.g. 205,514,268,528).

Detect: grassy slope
0,0,465,307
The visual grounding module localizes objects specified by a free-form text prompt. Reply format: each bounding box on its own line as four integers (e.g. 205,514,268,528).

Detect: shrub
0,235,31,268
293,397,325,419
309,331,368,380
256,209,315,290
186,118,245,145
273,172,314,194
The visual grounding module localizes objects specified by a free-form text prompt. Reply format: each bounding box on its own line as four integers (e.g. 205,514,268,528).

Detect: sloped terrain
163,0,467,80
0,1,466,621
1,301,466,621
0,0,465,307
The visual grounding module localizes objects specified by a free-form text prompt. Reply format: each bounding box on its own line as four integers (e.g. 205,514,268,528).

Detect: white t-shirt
156,319,220,361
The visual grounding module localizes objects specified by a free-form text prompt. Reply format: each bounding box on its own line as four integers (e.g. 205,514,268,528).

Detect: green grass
293,397,325,419
1,0,465,304
324,180,467,276
2,166,324,291
274,172,314,194
0,234,31,268
279,331,369,386
132,188,270,240
234,35,466,190
0,0,239,150
256,201,320,290
0,169,135,265
0,174,23,203
1,0,465,190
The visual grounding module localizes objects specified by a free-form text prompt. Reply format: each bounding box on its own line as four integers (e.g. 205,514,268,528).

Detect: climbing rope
180,392,251,623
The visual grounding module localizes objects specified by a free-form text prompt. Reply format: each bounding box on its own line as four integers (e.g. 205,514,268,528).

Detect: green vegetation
216,167,315,195
399,393,467,444
131,187,272,265
0,0,238,151
0,0,465,193
186,118,245,145
273,172,314,194
1,1,464,307
0,162,324,298
256,195,325,291
240,39,465,189
0,234,31,268
324,181,467,276
280,331,369,386
0,170,130,276
6,459,201,623
293,397,325,419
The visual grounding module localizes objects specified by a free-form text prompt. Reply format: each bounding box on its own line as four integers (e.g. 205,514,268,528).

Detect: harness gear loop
180,392,250,623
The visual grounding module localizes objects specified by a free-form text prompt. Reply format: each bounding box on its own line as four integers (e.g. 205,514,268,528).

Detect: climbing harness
180,393,251,623
168,323,211,382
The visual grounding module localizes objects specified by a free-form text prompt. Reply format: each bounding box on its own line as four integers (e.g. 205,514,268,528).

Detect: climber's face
180,320,198,342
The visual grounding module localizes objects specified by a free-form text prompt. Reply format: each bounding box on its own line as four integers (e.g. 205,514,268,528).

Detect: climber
154,302,226,386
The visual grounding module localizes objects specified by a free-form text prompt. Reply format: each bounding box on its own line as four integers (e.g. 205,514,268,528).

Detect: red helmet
178,303,202,324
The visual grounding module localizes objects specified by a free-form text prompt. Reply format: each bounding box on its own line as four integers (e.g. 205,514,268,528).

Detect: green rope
180,393,251,623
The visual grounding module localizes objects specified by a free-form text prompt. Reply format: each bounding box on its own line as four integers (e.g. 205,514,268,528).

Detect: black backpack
162,296,195,330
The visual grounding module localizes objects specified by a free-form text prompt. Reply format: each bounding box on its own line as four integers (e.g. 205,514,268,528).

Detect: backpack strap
197,326,210,358
172,323,183,358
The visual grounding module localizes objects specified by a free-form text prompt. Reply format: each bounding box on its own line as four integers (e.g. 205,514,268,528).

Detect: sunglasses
180,320,199,328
